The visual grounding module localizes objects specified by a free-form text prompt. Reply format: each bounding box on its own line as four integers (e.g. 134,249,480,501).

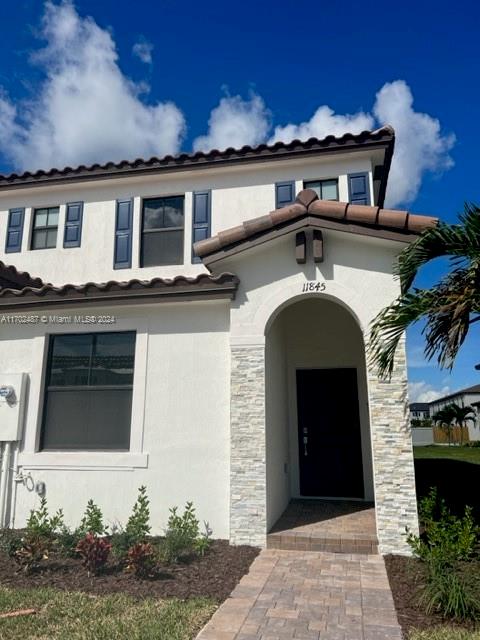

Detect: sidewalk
196,548,402,640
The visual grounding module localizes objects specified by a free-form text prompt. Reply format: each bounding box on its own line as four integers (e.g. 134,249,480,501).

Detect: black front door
296,368,364,498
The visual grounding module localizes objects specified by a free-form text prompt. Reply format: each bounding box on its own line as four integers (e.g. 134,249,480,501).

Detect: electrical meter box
0,373,27,441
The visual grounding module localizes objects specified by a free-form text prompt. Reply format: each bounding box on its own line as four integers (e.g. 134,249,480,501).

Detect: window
31,207,59,249
40,331,136,451
304,179,338,201
141,196,184,266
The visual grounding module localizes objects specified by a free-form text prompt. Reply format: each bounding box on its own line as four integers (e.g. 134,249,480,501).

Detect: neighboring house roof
0,271,239,309
194,188,438,264
430,384,480,405
0,126,395,204
409,403,431,412
0,260,45,290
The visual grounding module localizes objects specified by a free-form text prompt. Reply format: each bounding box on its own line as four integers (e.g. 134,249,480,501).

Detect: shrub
407,488,480,621
26,497,64,540
79,499,107,536
126,542,156,578
125,486,151,543
75,533,111,575
407,488,479,567
14,498,65,571
161,502,212,564
419,564,480,620
110,487,151,562
57,500,108,557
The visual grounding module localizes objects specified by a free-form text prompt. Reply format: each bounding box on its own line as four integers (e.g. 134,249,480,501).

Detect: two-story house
0,125,437,554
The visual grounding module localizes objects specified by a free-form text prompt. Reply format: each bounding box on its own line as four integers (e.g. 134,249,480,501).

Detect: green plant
79,499,107,536
125,486,151,544
111,487,151,561
13,534,51,573
126,542,156,578
161,502,212,563
26,497,64,539
407,488,479,567
75,533,111,575
419,565,480,620
0,528,23,558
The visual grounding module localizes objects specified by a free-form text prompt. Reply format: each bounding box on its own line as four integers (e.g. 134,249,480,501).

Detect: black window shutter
63,202,84,248
114,199,133,269
5,208,25,253
348,173,371,205
192,191,211,263
275,181,295,209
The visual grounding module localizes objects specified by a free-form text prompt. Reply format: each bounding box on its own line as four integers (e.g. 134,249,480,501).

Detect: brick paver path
196,549,402,640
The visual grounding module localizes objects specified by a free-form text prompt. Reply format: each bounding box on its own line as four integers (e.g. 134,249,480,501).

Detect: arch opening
265,296,374,531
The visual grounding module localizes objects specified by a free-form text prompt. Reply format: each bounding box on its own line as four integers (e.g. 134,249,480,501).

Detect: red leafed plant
126,542,156,578
75,533,111,575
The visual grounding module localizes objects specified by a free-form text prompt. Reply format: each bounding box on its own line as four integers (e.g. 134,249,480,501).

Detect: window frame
39,330,136,452
303,178,339,201
30,206,60,250
140,195,185,267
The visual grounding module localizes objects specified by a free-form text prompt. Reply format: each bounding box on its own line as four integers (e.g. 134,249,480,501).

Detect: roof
0,261,45,290
0,126,394,202
409,403,431,411
430,384,480,404
194,188,438,264
0,272,239,309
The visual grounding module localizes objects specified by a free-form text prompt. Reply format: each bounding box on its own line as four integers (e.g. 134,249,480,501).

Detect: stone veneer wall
367,336,419,554
230,345,267,547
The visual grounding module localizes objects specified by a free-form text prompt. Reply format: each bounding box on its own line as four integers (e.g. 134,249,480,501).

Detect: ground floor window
40,331,136,451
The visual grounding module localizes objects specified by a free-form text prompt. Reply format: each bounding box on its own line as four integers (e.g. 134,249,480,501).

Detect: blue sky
0,0,479,400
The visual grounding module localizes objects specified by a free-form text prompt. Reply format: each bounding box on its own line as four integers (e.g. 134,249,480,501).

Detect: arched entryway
265,296,375,543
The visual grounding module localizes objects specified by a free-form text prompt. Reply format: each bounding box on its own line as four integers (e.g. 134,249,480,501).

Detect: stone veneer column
230,344,267,547
367,336,419,554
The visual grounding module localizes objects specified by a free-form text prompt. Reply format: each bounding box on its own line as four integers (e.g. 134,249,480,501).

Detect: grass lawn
0,587,216,640
414,445,480,465
409,630,480,639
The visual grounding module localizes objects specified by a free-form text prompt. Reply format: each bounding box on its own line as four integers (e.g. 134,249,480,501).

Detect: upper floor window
40,331,136,451
31,206,59,250
141,196,184,267
304,179,338,201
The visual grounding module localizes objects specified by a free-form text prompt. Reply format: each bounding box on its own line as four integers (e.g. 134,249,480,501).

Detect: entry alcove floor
267,498,378,554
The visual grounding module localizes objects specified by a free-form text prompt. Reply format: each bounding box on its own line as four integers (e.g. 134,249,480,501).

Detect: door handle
303,436,308,456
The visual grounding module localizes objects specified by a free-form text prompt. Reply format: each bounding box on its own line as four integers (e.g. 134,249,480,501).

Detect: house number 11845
302,281,326,293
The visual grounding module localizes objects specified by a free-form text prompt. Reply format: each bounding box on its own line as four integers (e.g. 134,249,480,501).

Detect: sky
0,0,479,401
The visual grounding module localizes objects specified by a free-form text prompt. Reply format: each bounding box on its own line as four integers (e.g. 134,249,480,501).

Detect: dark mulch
0,540,259,602
385,554,479,636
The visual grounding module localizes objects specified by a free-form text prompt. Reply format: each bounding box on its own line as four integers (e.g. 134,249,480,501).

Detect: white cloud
269,105,374,144
409,381,451,403
193,93,270,152
132,37,153,65
194,81,453,207
373,81,455,207
0,1,185,171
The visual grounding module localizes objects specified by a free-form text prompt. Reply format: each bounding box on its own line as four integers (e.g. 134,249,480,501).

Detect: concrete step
267,530,378,554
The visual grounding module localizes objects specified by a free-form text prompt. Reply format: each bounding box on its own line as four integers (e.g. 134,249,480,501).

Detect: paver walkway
196,549,402,640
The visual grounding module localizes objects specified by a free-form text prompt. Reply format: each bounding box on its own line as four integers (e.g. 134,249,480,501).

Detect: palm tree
369,204,480,378
450,403,476,446
432,405,457,446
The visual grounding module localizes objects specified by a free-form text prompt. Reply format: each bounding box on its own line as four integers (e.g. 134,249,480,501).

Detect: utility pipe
0,442,12,527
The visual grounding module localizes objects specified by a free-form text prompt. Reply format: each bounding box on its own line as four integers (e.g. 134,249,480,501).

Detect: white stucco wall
0,300,231,538
265,315,289,530
0,152,373,285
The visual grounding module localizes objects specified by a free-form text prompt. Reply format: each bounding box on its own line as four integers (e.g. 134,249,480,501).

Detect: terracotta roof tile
0,272,239,308
0,261,45,290
194,188,438,260
0,126,394,192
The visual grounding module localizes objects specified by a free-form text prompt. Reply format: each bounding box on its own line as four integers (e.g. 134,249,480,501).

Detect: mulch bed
385,554,479,636
0,540,259,602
